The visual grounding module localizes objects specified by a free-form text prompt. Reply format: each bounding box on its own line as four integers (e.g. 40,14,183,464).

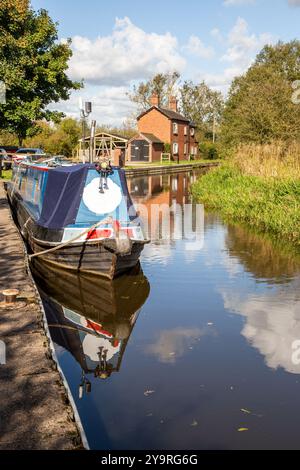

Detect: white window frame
184,126,187,136
190,127,195,137
173,122,178,135
173,142,179,155
184,143,187,155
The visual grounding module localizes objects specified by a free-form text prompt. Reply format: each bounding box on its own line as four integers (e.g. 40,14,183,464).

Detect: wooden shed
78,132,128,166
128,133,164,164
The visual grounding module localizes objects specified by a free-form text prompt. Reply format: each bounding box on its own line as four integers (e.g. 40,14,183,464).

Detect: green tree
95,121,137,140
179,80,224,140
0,0,81,144
221,40,300,146
0,129,18,146
128,72,180,111
59,118,82,151
24,118,82,157
255,40,300,83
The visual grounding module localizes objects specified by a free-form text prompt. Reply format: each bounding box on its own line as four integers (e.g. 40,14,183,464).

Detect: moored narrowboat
7,159,149,278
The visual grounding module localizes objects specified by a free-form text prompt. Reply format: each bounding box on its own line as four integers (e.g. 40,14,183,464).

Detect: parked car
14,148,46,162
15,148,45,156
0,146,19,155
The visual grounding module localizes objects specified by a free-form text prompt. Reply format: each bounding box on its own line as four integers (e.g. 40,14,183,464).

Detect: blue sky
31,0,300,125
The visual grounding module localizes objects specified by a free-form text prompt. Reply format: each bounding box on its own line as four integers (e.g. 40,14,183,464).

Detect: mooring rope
28,216,114,260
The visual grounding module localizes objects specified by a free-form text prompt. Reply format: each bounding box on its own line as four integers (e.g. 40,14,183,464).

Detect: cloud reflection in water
145,327,214,363
222,283,300,374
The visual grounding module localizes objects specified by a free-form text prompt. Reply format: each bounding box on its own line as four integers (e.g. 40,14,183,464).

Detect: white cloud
54,16,188,125
183,35,215,59
52,16,275,124
223,0,255,6
201,67,242,92
67,17,186,87
48,86,136,126
198,17,275,93
210,28,223,42
221,17,273,69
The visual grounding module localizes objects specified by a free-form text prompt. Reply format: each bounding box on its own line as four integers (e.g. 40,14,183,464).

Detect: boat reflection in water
31,260,150,395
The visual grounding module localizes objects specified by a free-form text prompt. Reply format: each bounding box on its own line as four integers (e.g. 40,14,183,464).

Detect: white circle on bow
82,334,121,362
82,177,122,214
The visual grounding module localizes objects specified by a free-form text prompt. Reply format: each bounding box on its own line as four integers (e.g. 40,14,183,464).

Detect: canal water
31,170,300,450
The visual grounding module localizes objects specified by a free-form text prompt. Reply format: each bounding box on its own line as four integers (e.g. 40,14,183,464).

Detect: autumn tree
179,80,224,139
128,72,180,112
24,118,82,157
96,122,137,140
0,0,81,144
128,73,224,142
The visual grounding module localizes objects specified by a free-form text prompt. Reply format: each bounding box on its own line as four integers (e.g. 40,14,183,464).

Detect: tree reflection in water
223,224,300,374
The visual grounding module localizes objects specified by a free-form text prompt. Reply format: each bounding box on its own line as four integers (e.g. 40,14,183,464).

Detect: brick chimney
150,92,159,107
169,96,178,112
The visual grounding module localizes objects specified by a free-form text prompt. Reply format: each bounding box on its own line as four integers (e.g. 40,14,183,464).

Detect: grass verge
0,169,12,180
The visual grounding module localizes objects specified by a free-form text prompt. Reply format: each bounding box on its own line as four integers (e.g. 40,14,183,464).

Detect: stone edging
124,162,219,177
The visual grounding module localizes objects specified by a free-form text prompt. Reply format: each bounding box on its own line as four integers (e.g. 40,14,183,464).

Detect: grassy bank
191,144,300,246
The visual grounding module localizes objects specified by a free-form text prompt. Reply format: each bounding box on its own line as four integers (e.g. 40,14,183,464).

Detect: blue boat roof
38,164,90,229
20,161,119,172
14,162,136,230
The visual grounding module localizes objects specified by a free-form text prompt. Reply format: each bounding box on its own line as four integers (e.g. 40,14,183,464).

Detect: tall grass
232,141,300,179
192,142,300,246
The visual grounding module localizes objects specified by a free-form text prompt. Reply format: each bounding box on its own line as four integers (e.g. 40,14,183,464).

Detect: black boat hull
31,237,145,278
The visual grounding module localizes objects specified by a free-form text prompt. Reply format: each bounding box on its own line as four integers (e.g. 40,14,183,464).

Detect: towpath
0,181,82,450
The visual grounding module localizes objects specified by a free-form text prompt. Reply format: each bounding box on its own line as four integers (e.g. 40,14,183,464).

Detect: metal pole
82,114,86,163
213,112,216,144
80,101,92,164
90,120,96,164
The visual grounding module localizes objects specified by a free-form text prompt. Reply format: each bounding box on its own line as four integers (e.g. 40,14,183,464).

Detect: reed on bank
191,142,300,246
232,142,300,179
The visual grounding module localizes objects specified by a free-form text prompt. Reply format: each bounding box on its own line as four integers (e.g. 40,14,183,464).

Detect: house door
131,140,150,162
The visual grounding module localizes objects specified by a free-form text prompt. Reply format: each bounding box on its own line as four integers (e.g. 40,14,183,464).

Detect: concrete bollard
2,289,20,305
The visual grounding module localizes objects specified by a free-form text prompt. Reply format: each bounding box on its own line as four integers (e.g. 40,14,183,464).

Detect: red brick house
128,94,198,163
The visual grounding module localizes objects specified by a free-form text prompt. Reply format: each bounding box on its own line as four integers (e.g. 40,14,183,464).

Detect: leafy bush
199,142,219,160
164,142,171,154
